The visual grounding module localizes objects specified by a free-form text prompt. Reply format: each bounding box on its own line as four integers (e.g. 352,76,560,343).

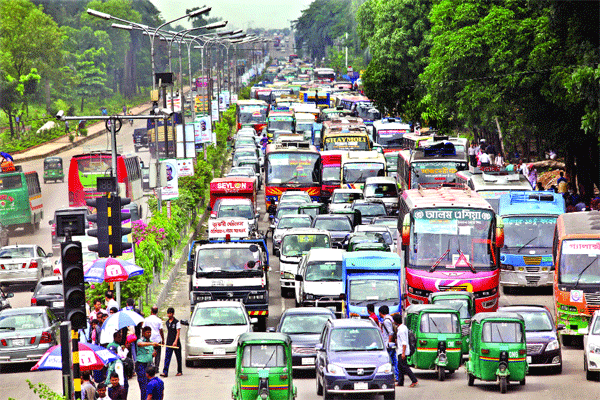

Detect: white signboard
211,101,219,121
160,159,179,200
231,94,238,104
208,218,249,239
194,117,212,144
176,158,194,177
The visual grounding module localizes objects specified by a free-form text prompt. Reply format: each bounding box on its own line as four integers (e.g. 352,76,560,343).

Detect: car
370,216,397,229
295,248,345,313
0,245,53,286
498,305,562,374
272,308,335,369
233,149,258,166
311,214,353,248
328,189,364,213
52,235,99,275
133,128,149,151
213,198,260,235
31,277,65,320
182,301,254,367
280,190,313,204
346,232,389,252
226,167,255,179
0,289,13,311
316,318,395,399
583,310,600,380
269,205,300,233
272,214,313,256
350,199,388,224
0,306,60,366
354,225,395,253
363,177,400,215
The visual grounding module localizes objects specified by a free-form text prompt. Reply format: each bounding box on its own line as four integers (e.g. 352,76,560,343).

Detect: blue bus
498,191,565,290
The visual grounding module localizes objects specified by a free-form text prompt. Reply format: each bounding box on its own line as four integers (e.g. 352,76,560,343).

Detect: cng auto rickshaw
466,312,528,393
298,203,326,219
43,156,64,183
232,332,297,400
405,304,463,381
429,291,476,355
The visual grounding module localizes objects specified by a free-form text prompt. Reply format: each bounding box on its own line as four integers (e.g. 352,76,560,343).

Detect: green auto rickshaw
405,304,463,381
298,203,326,219
429,291,475,355
466,312,528,393
232,332,297,400
43,156,64,183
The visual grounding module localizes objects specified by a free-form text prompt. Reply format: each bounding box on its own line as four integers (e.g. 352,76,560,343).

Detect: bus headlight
500,264,514,271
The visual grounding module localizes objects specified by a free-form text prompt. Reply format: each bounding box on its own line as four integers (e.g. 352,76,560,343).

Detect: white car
183,301,254,367
295,248,344,315
328,188,364,213
0,245,53,285
583,310,600,380
353,225,395,253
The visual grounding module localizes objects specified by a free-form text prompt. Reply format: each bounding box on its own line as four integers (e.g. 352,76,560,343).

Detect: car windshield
276,208,298,219
36,284,63,296
277,217,312,230
242,344,286,368
235,151,255,159
0,247,35,258
434,299,472,319
420,313,460,333
353,203,386,217
364,183,398,198
217,204,254,220
313,218,352,232
0,312,45,330
280,314,331,334
191,307,247,326
517,311,554,332
305,261,342,282
503,216,557,249
332,192,363,204
281,234,330,257
349,280,399,303
482,321,524,343
329,327,384,351
196,248,259,272
358,230,392,244
371,219,397,229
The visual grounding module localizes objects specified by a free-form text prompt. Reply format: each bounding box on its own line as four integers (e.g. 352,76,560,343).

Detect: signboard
160,159,179,200
176,159,195,177
211,101,219,121
563,240,600,255
219,92,230,111
231,94,238,104
176,123,196,157
194,117,212,144
210,180,254,193
208,218,249,239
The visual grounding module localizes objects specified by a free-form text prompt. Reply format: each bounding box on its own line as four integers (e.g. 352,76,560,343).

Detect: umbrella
0,152,13,161
100,310,145,344
83,257,144,283
31,342,118,372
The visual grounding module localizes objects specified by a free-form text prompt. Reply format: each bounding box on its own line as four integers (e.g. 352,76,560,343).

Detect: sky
150,0,314,30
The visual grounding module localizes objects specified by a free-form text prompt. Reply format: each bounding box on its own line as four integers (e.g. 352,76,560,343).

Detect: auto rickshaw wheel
438,366,445,381
467,372,475,386
316,374,323,395
519,376,525,385
499,376,507,393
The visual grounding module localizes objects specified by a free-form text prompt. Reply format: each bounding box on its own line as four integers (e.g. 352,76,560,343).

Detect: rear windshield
0,313,45,330
37,284,63,296
0,248,35,258
0,175,22,190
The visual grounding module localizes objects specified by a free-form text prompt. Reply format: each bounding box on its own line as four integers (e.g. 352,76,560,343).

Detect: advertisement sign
160,159,179,200
231,94,238,104
211,101,219,121
194,117,212,144
219,91,230,111
208,218,249,239
176,158,195,177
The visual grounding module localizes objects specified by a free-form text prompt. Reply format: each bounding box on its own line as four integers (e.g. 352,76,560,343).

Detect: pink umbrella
83,257,144,283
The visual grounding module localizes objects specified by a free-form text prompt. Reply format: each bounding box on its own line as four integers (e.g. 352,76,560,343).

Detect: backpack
382,316,397,344
408,329,417,356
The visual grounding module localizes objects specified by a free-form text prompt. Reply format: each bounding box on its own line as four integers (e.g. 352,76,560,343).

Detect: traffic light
108,196,133,257
62,241,86,330
86,196,109,257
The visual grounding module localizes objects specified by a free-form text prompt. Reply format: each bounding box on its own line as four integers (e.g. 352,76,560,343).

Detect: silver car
182,301,253,367
0,306,60,365
0,245,53,286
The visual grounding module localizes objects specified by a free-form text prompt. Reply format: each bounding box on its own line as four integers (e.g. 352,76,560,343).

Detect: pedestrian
89,318,101,345
479,150,491,167
161,307,182,377
557,171,568,194
110,307,119,315
146,366,164,400
366,304,380,328
486,143,496,162
81,371,96,400
106,290,119,311
468,142,477,167
96,382,108,399
90,298,106,322
494,153,504,167
378,305,399,383
528,166,537,188
65,120,70,133
136,327,158,400
123,298,143,316
143,307,164,368
107,371,127,400
395,314,418,387
123,105,127,115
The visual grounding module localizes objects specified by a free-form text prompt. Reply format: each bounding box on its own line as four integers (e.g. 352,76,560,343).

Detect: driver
283,236,300,255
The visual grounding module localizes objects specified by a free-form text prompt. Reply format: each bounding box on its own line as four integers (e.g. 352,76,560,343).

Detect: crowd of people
80,290,180,400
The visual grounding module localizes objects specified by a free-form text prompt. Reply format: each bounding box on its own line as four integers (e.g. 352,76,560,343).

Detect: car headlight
283,271,295,280
377,363,392,374
327,363,344,375
188,336,205,346
546,339,560,352
304,293,314,300
589,343,600,354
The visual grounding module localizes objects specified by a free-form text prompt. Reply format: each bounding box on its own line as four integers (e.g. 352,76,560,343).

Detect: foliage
13,380,67,400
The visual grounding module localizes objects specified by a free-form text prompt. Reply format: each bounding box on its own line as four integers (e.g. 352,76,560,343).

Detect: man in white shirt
394,314,418,387
478,151,491,167
143,306,164,367
105,290,119,312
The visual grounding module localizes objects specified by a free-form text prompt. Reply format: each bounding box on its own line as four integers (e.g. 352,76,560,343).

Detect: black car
270,307,335,369
498,305,562,374
133,128,149,151
350,199,387,224
311,214,353,248
31,277,65,320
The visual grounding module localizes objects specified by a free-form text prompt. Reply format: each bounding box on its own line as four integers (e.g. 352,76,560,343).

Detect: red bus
398,186,504,313
264,141,321,207
68,152,143,208
320,151,344,202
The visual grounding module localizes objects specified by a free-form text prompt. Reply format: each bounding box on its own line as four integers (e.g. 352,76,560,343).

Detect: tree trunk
44,80,51,112
7,111,14,139
80,96,85,112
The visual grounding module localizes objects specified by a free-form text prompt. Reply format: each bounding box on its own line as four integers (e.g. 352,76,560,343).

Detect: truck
342,251,403,318
186,238,270,331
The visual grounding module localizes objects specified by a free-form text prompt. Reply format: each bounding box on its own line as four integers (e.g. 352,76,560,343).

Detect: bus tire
34,221,40,230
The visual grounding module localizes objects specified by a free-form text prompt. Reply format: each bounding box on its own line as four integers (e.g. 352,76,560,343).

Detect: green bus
0,168,43,233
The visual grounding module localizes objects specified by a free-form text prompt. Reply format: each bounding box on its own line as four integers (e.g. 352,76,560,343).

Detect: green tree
0,69,40,138
74,48,109,111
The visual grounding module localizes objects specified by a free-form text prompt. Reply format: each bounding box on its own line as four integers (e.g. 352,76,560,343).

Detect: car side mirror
315,343,324,352
557,323,565,331
250,318,258,324
6,293,14,298
295,274,303,281
206,206,212,211
48,220,54,225
267,327,276,333
30,287,35,292
187,260,194,275
46,253,53,258
180,320,189,326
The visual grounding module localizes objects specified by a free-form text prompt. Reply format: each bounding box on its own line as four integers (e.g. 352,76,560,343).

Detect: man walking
106,290,119,311
136,327,158,400
143,307,164,367
146,366,164,400
378,306,399,383
161,307,182,377
394,314,418,387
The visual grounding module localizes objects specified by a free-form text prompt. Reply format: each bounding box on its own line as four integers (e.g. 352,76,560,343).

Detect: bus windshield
281,234,330,257
503,216,557,249
349,279,399,303
268,118,294,131
377,131,406,148
266,152,320,185
322,166,340,184
410,161,466,189
343,163,385,184
239,106,266,124
409,208,495,271
558,240,600,285
324,135,369,151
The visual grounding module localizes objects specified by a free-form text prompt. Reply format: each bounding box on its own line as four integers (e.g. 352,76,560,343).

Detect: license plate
354,382,368,390
12,339,25,346
527,356,532,363
213,348,226,355
53,301,64,308
301,357,315,365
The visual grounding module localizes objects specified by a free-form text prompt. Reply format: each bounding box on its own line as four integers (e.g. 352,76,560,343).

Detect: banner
208,218,249,239
176,123,195,157
160,159,179,200
211,101,219,121
194,117,212,144
176,158,195,177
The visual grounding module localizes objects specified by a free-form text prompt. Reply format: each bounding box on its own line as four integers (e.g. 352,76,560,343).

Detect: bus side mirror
186,260,194,275
401,214,410,248
495,216,504,248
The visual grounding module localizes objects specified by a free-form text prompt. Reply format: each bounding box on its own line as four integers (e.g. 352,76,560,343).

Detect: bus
397,142,469,190
0,168,43,233
266,110,295,140
323,129,371,152
398,186,503,312
402,130,437,151
255,88,272,104
340,151,386,190
236,99,268,132
456,167,533,212
264,141,322,206
498,191,565,290
553,211,600,341
68,153,143,208
320,151,344,203
372,118,411,152
313,68,335,82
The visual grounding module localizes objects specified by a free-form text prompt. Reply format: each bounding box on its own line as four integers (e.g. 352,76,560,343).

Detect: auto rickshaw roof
429,291,475,301
471,312,525,324
44,157,62,162
238,332,291,345
406,304,461,315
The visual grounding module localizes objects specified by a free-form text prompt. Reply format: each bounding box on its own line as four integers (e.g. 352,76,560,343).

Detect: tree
0,69,40,138
74,48,108,111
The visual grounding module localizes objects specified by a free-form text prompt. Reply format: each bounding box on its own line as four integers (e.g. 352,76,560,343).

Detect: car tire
185,359,195,368
519,376,525,385
553,364,562,374
316,373,323,395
